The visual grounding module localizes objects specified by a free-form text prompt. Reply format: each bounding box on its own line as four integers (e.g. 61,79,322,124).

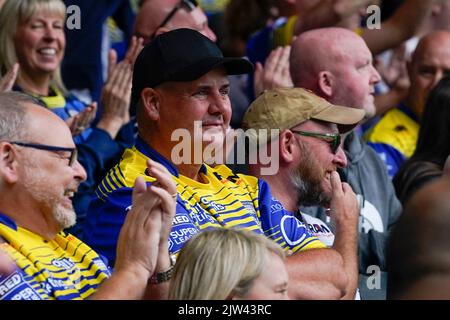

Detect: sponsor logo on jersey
270,198,284,214
51,258,75,270
0,271,42,300
242,201,258,217
280,215,307,246
200,197,226,212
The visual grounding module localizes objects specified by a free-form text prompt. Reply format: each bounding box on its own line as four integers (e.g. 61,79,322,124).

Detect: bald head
407,30,450,118
290,28,361,88
290,27,380,119
134,0,216,44
388,177,450,298
411,30,450,66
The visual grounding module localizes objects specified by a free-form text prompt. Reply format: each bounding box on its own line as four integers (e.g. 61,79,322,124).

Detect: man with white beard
0,92,176,300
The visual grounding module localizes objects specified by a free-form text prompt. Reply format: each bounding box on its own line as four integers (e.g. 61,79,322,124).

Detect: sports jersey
84,136,325,265
364,104,419,178
0,213,111,300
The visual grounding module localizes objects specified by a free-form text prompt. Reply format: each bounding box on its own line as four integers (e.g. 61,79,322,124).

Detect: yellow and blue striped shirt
0,214,111,300
84,137,325,265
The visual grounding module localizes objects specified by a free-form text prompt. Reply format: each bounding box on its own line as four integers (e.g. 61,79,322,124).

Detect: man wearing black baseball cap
85,29,349,300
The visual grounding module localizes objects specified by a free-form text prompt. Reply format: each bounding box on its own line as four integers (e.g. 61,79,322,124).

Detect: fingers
129,176,160,228
66,115,77,130
0,251,15,275
330,171,343,196
274,46,290,79
125,36,144,66
124,36,137,64
253,62,264,97
264,47,282,76
0,63,19,92
259,46,293,90
132,176,148,201
85,102,98,125
146,159,177,196
150,184,176,220
107,49,118,79
279,47,293,87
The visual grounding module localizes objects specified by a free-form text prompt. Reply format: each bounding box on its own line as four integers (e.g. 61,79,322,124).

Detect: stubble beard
290,143,331,208
23,162,77,230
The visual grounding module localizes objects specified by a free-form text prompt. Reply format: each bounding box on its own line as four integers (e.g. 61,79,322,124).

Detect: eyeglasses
149,0,198,40
291,130,341,154
8,141,78,167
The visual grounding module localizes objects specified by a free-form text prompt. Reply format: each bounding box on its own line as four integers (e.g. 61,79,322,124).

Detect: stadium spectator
365,31,450,178
0,92,176,300
169,228,289,300
289,27,403,299
134,0,216,45
243,88,363,299
394,77,450,206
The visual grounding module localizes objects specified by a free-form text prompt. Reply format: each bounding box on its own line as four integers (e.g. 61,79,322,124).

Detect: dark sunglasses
9,141,78,167
149,0,198,40
291,130,341,154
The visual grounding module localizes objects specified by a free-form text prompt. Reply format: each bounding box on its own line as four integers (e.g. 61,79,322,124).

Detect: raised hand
115,175,163,276
145,158,177,245
66,102,97,136
254,46,293,97
328,171,359,227
96,37,144,139
97,49,133,138
124,36,144,66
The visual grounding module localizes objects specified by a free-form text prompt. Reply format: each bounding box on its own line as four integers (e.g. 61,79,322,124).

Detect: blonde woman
169,228,290,300
0,0,142,138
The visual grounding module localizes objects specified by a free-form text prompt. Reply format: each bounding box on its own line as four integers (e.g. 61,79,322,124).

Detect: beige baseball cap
242,88,365,133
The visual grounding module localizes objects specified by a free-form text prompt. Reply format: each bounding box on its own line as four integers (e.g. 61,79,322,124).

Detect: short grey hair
0,92,40,141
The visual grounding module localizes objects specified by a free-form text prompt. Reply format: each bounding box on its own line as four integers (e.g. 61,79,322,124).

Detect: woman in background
169,228,289,300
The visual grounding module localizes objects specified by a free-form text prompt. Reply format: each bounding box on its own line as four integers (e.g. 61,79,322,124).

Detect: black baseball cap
131,28,254,107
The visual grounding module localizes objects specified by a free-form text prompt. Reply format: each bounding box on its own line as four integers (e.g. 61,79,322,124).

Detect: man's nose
73,159,87,182
333,145,348,168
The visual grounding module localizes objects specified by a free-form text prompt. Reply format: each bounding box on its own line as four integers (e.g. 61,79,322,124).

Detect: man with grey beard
0,92,176,300
243,87,364,299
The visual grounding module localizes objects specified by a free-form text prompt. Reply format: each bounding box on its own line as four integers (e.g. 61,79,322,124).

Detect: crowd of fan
1,0,450,300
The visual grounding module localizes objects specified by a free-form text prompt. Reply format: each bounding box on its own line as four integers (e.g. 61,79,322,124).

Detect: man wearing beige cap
243,87,364,299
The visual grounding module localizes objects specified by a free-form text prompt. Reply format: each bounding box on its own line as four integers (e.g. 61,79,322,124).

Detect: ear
279,130,297,165
317,71,334,98
0,143,20,184
140,88,161,121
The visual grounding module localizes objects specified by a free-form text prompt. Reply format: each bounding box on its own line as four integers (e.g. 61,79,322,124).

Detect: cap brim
220,57,255,75
312,104,365,133
171,57,254,82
